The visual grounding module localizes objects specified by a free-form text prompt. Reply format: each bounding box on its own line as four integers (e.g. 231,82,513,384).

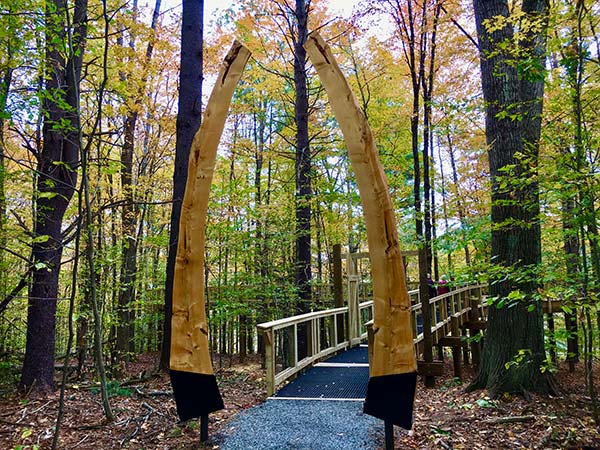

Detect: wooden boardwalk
257,284,490,395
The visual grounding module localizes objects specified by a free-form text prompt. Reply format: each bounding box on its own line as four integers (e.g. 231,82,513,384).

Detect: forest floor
0,352,599,450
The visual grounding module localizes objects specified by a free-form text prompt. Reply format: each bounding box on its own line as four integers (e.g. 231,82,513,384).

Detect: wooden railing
257,300,374,396
257,284,488,396
408,284,487,347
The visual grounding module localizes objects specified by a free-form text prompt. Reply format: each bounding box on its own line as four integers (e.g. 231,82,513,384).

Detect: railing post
263,328,275,397
333,244,345,343
347,252,360,345
293,324,298,366
469,296,481,368
451,315,463,380
333,313,339,346
312,318,319,356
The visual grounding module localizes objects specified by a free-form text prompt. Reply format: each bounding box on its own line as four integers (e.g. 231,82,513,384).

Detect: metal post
385,421,394,450
200,414,209,442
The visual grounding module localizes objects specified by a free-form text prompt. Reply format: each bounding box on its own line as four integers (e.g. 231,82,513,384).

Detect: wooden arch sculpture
170,34,417,430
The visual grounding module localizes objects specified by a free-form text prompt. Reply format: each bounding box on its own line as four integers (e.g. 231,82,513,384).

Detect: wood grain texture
305,33,416,377
170,41,251,375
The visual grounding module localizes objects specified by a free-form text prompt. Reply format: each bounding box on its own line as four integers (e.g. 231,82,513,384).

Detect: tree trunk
293,0,311,311
447,134,471,266
161,0,203,370
293,0,311,361
117,111,138,356
20,0,87,395
437,142,452,272
562,194,580,371
0,60,12,295
470,0,554,396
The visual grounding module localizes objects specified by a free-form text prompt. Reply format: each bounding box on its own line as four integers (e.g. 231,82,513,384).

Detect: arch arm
170,41,251,421
305,32,417,429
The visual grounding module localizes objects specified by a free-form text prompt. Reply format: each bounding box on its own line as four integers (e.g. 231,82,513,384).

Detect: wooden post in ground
462,327,470,365
200,415,209,442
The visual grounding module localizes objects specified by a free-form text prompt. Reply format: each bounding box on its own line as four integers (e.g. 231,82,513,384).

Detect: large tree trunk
20,0,87,394
293,0,311,361
470,0,554,396
294,0,311,312
160,0,203,370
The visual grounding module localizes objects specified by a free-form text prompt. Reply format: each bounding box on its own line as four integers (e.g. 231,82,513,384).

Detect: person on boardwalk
437,275,450,295
427,273,437,298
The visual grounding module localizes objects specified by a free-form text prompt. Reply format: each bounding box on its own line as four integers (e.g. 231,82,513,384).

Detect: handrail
256,306,349,332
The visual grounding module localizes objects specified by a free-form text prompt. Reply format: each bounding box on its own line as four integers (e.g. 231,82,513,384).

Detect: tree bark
20,0,87,395
0,58,12,296
293,0,311,361
293,0,311,311
470,0,554,396
116,0,161,358
161,0,203,370
562,194,579,371
447,133,471,266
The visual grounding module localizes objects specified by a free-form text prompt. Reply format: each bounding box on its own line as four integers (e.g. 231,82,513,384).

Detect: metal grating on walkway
272,345,369,400
325,345,369,364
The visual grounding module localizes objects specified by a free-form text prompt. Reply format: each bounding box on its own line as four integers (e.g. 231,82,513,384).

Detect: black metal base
170,370,224,422
363,371,417,430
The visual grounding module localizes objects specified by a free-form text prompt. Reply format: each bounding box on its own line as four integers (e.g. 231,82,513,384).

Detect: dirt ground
1,353,599,450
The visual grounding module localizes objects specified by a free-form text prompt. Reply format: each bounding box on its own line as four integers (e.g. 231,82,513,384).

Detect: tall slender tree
116,0,162,359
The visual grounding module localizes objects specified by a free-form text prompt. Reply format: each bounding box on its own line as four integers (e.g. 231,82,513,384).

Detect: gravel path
218,399,384,450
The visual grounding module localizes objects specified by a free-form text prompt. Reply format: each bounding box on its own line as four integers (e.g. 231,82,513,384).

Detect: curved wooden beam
305,32,417,429
170,41,251,421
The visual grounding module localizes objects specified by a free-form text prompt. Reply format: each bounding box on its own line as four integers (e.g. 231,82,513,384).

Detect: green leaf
38,191,57,199
431,426,451,436
21,428,32,438
32,235,50,244
476,398,497,408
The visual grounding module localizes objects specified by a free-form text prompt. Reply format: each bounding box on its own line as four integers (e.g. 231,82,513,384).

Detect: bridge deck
273,345,369,400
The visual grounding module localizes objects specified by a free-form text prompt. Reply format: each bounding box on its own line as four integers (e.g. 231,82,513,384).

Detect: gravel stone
218,399,384,450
